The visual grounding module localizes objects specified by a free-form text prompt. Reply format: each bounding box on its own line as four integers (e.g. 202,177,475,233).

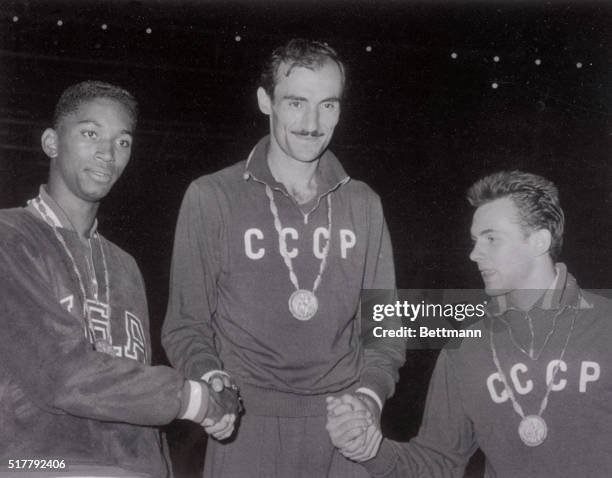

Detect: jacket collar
26,185,99,237
487,263,591,316
242,135,350,198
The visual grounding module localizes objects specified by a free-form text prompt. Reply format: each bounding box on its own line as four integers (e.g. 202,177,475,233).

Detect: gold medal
264,185,332,323
289,289,318,321
518,415,547,447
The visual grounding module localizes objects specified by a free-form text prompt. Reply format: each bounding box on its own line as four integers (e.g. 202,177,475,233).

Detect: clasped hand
203,373,242,440
326,393,383,462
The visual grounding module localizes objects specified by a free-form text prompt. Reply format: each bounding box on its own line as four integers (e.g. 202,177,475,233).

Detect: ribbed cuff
355,387,383,412
177,380,209,423
359,368,394,405
202,370,229,382
186,357,224,381
361,439,399,477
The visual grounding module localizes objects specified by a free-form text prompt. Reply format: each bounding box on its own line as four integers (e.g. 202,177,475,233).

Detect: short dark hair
467,170,565,260
259,39,345,99
53,81,138,129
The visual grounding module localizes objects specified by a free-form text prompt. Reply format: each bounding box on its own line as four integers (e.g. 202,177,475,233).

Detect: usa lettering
60,295,147,363
487,360,601,403
244,227,356,260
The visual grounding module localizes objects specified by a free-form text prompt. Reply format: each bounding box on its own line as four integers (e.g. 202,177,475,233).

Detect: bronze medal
95,339,116,357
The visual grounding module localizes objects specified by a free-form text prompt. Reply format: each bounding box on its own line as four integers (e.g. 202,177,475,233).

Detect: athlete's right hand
202,372,242,440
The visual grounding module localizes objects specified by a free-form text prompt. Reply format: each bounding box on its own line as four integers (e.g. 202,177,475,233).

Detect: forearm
362,351,475,477
360,195,405,401
363,438,467,478
162,181,224,378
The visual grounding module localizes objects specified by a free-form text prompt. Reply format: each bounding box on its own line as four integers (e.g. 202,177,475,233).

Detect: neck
267,151,319,205
63,203,98,239
47,186,99,239
508,259,557,311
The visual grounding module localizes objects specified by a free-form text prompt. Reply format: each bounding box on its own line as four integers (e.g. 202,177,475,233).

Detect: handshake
325,393,383,463
178,373,243,441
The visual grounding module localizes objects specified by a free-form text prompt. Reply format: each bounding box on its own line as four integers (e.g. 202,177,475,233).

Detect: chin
287,149,322,163
484,286,509,297
81,187,112,202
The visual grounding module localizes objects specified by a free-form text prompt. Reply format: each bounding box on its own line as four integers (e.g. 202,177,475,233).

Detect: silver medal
518,415,547,447
289,289,318,321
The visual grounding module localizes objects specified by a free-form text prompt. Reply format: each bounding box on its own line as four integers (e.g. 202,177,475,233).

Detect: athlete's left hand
326,393,383,462
202,413,236,441
202,374,242,440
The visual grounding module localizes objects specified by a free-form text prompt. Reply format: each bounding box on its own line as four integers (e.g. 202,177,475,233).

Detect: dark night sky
1,1,611,475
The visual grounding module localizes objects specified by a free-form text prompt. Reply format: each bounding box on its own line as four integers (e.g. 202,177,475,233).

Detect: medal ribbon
264,185,332,295
497,307,565,361
30,196,112,351
488,303,579,439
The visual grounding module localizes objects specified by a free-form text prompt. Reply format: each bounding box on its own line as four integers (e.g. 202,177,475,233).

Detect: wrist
354,392,380,419
178,380,210,423
201,370,230,383
355,388,382,413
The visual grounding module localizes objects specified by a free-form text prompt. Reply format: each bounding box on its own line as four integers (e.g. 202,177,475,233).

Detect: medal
95,339,116,357
488,304,579,447
289,289,319,321
264,185,332,321
31,194,114,351
518,415,548,447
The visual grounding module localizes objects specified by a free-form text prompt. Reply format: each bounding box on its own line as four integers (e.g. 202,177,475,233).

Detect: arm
360,350,477,478
327,192,405,460
0,231,206,426
161,181,240,438
358,191,405,405
162,180,225,380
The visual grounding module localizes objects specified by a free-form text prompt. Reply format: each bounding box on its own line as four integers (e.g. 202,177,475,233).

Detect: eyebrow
470,228,498,239
282,95,341,103
77,119,133,136
283,95,307,102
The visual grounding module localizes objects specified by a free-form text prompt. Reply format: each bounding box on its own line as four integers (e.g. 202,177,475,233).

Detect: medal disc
518,415,547,447
289,289,318,321
95,339,115,356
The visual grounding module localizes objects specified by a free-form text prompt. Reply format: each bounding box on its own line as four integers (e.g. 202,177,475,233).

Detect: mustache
293,130,324,137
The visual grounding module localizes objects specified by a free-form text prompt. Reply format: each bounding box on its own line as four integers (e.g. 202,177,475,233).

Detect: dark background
1,1,611,476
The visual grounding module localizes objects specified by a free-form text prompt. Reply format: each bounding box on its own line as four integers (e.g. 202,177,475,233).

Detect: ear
41,128,59,159
529,229,552,257
257,87,272,115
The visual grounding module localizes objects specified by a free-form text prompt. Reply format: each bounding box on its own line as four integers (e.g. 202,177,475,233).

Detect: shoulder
98,235,146,288
181,161,246,207
0,207,32,228
175,161,248,226
342,178,380,199
338,178,384,213
190,161,246,193
0,208,45,244
581,289,612,308
579,289,612,325
99,235,136,264
446,318,490,361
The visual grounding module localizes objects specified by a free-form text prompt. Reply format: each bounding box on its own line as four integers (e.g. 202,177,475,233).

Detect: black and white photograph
1,0,611,477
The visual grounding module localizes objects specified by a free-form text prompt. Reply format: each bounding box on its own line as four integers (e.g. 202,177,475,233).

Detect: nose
469,242,482,263
95,140,115,163
303,105,320,133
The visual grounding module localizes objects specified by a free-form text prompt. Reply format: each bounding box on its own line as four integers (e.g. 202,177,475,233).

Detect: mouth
293,132,324,141
479,269,496,280
86,168,113,183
